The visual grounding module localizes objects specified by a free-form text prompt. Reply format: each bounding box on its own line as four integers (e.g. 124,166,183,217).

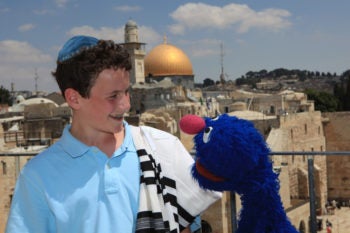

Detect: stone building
119,20,195,89
0,152,35,232
322,112,350,201
120,19,146,85
266,111,328,233
0,97,71,232
144,35,195,89
241,90,314,115
131,78,183,113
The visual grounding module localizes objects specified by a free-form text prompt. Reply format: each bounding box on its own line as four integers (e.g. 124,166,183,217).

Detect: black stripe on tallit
178,204,195,226
136,211,168,233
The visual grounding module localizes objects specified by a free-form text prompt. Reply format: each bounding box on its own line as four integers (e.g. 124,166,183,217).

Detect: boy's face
77,68,131,134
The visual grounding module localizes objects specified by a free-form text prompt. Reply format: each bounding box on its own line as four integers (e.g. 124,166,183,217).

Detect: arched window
298,220,306,233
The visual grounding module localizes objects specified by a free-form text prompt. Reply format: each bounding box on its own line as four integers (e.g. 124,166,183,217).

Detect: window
9,194,13,205
1,161,7,175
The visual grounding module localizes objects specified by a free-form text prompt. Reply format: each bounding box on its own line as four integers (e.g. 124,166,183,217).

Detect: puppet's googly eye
212,116,219,121
203,127,213,143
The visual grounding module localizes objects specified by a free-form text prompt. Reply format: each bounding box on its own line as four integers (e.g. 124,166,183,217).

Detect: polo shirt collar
59,121,136,158
119,121,137,154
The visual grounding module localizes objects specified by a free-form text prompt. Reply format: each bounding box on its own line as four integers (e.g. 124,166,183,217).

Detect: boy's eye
109,89,129,100
109,94,117,99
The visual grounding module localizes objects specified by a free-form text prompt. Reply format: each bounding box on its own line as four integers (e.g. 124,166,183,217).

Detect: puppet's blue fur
187,114,299,233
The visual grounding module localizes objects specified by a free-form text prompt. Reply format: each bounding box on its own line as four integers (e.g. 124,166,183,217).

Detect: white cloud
0,7,10,13
179,38,221,57
114,5,141,12
138,26,162,49
0,40,55,92
18,24,36,32
0,65,57,92
168,24,185,35
68,25,124,41
55,0,68,8
0,40,52,63
238,8,291,33
33,9,53,15
67,25,162,49
169,3,291,35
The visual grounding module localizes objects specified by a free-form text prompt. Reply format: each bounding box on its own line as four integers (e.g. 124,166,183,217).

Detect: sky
1,0,350,93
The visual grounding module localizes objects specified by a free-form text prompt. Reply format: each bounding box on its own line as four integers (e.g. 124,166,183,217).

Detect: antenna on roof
34,68,39,94
220,42,226,84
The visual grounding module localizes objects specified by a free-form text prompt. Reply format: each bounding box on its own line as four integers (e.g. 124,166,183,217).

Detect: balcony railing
2,151,350,233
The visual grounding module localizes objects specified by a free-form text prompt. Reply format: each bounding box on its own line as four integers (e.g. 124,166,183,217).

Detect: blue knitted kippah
57,35,99,62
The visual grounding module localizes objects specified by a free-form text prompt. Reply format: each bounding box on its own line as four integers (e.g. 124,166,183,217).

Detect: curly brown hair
52,39,132,99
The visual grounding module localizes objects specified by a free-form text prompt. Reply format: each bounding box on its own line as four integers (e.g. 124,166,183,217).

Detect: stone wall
287,202,310,233
322,112,350,200
0,154,34,233
268,111,328,210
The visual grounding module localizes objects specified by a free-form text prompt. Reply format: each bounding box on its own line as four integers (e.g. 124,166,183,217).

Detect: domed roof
144,40,193,77
126,19,137,27
9,97,58,112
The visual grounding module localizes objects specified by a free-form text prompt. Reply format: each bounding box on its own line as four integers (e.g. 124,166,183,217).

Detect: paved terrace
319,206,350,233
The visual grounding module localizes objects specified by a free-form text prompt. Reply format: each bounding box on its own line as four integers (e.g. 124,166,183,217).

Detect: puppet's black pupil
205,127,211,133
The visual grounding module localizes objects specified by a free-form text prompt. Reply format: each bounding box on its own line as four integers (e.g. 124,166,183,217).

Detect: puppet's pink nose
179,114,206,135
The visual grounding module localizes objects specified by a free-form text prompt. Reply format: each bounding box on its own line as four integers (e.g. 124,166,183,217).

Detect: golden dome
144,41,193,77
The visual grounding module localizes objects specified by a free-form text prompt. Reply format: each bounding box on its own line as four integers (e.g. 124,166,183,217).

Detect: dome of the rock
144,43,193,77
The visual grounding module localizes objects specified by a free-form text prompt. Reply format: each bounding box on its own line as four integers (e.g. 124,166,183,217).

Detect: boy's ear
64,88,81,109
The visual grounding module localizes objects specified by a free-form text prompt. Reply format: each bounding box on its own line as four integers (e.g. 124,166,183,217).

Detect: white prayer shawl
130,126,221,233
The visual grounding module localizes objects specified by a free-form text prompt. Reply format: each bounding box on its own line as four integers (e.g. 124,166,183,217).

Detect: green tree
334,75,350,111
333,83,345,110
344,76,350,110
203,78,215,87
0,86,11,105
305,89,339,112
341,69,350,78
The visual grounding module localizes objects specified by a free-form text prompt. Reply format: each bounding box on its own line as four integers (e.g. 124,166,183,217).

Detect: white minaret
124,20,138,43
122,20,146,84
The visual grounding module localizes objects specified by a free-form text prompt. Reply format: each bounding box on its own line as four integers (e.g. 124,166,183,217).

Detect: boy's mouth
109,114,124,121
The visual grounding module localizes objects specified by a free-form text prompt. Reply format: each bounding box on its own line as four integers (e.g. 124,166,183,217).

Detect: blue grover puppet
179,114,299,233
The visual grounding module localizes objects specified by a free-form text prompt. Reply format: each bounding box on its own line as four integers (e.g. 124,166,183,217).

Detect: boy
5,35,220,233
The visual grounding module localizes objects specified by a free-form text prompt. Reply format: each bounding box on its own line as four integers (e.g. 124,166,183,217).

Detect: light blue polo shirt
6,122,140,233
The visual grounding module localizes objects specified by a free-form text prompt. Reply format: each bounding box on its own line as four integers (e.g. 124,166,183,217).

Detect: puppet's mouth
196,159,225,182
